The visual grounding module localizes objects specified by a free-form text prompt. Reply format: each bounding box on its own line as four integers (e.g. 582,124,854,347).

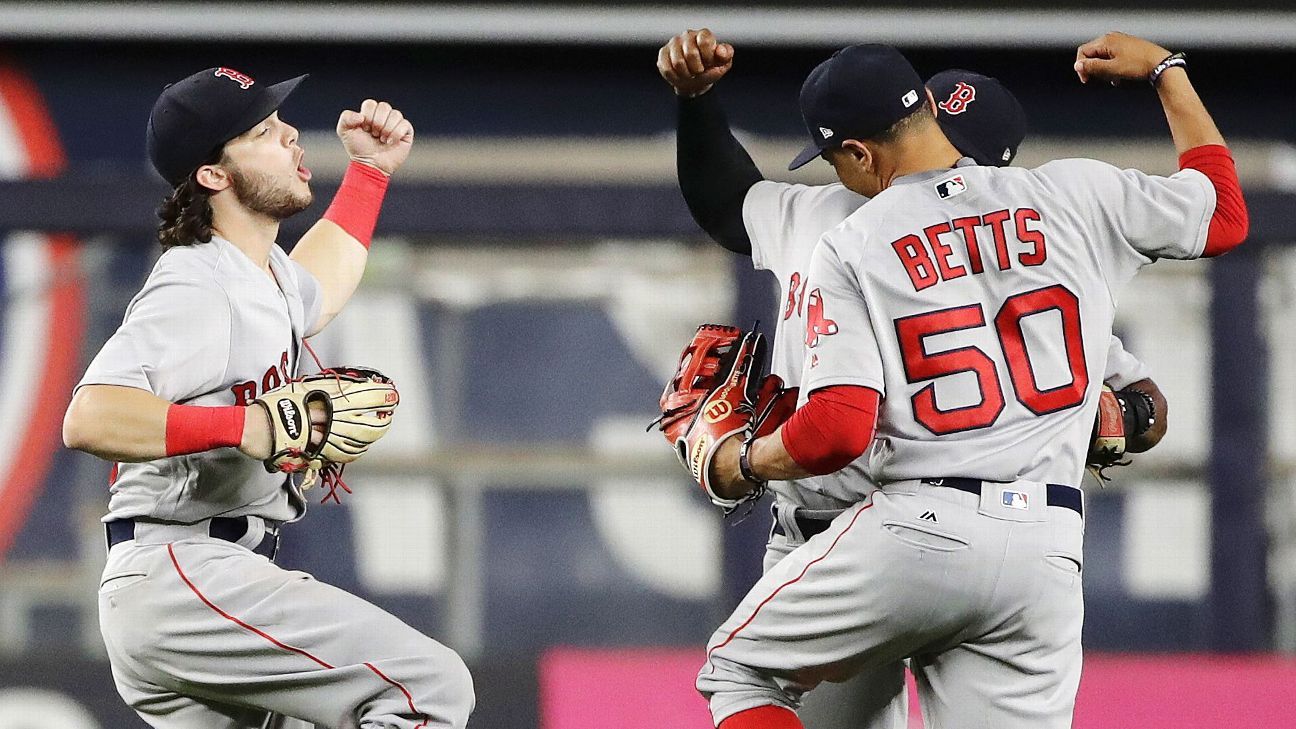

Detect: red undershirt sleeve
1178,144,1248,256
779,385,881,476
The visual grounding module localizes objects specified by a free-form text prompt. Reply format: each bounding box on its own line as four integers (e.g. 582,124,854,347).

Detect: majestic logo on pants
278,400,302,440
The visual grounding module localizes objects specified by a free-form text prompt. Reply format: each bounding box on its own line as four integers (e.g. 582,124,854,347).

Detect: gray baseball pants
764,502,909,729
701,479,1085,729
98,523,474,729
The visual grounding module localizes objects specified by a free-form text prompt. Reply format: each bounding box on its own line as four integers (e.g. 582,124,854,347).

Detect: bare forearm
1155,68,1225,154
63,385,269,462
750,429,813,481
708,386,880,498
290,218,369,332
708,430,812,501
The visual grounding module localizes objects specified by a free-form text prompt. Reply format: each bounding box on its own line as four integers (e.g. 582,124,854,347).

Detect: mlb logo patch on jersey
1001,490,1029,510
935,174,967,199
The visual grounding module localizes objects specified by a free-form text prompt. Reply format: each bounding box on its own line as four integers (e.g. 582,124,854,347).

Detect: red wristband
165,404,246,457
322,161,390,249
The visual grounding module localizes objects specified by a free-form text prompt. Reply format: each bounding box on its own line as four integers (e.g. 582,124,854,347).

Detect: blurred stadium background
0,1,1295,727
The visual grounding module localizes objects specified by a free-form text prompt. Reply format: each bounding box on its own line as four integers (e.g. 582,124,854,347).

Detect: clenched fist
337,99,414,176
657,28,734,98
1074,32,1174,85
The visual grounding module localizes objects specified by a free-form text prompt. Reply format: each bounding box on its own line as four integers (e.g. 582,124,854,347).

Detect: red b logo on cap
938,82,976,115
214,68,255,90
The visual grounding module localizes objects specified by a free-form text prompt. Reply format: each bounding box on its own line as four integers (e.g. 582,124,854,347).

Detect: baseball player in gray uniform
658,29,1170,729
62,68,473,729
689,33,1247,729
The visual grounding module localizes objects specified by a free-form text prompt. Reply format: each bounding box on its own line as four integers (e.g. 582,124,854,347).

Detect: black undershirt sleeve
676,91,764,256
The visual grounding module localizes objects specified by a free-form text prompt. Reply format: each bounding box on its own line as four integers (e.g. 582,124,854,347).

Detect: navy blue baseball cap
147,67,307,185
789,44,926,171
928,69,1027,167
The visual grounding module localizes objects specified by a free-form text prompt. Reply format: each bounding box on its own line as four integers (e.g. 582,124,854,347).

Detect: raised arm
658,29,763,255
291,100,414,333
1075,32,1247,256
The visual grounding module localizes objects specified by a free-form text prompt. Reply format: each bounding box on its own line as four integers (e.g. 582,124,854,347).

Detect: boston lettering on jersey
230,350,291,406
891,208,1045,292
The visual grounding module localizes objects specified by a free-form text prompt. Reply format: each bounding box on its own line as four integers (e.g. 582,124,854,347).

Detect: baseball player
691,33,1246,729
658,29,1169,728
62,68,474,728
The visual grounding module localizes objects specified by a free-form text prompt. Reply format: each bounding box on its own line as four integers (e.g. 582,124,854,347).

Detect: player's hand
337,100,414,176
657,28,735,98
240,406,272,461
1074,32,1173,85
237,401,329,461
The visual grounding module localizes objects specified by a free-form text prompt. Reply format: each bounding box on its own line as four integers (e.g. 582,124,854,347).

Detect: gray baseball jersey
742,175,1153,511
84,236,474,729
700,160,1213,729
79,236,321,524
801,161,1210,487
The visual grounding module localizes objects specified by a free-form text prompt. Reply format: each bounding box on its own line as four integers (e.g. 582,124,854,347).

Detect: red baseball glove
1088,385,1130,482
653,325,796,509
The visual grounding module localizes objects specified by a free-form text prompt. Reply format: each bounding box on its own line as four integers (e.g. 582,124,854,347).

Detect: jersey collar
890,156,978,187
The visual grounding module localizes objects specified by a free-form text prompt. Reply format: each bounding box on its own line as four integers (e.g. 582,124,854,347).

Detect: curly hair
156,148,224,250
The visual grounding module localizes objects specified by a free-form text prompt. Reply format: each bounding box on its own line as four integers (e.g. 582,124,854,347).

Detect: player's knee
438,652,475,727
410,646,474,728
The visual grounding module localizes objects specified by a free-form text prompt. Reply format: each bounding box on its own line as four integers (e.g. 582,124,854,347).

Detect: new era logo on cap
819,126,834,139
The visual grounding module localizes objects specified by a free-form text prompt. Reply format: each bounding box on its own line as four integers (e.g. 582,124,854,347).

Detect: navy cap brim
219,73,308,146
788,141,823,171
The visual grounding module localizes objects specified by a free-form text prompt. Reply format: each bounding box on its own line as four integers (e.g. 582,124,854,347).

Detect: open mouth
294,151,311,181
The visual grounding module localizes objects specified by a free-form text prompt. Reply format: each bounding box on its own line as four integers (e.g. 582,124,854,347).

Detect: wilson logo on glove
704,401,733,423
689,434,710,481
278,400,302,440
